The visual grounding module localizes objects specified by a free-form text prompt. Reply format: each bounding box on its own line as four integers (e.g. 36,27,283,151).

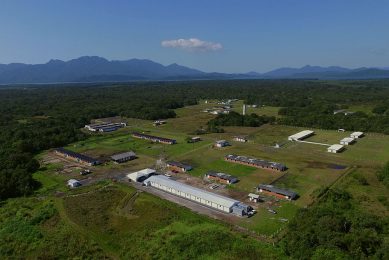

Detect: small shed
248,193,260,203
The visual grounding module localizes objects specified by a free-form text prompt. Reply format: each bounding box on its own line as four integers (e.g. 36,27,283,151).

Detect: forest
2,79,389,199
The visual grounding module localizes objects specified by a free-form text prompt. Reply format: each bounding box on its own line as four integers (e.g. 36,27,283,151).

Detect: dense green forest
2,80,389,199
282,188,389,259
207,111,275,132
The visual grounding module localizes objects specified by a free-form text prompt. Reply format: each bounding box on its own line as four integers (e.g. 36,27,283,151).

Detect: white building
288,130,314,141
340,137,355,145
143,175,250,215
351,132,364,139
233,136,248,142
327,144,345,153
215,140,230,148
127,168,156,182
67,179,81,188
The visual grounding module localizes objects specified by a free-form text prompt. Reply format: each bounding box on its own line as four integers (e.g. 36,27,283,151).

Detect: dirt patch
306,161,347,170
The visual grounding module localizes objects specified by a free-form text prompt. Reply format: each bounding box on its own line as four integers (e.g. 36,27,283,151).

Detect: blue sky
1,0,388,73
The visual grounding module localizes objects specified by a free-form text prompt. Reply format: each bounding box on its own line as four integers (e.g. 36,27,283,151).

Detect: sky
1,0,389,73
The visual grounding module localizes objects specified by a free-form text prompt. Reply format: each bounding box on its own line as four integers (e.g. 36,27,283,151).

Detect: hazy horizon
1,0,389,73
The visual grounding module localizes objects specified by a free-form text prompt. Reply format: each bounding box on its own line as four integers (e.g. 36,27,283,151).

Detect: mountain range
0,56,389,84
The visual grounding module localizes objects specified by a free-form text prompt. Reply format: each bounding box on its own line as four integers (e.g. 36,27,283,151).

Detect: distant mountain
262,65,351,78
0,57,388,84
0,56,206,84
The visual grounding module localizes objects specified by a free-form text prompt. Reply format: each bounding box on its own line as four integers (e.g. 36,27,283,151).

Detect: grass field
0,180,282,259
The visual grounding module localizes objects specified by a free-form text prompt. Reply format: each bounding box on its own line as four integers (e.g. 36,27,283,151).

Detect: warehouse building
110,151,136,163
340,137,355,145
85,122,126,132
167,161,193,172
257,184,298,200
327,144,345,153
288,130,314,141
132,132,176,145
54,148,100,166
225,154,287,172
205,171,238,184
351,131,364,139
143,175,252,216
127,168,156,182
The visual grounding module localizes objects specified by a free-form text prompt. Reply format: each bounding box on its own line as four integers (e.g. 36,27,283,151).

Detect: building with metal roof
225,154,287,172
110,151,136,163
143,175,251,216
167,161,192,172
257,184,298,200
85,122,126,132
327,144,345,153
54,148,100,166
351,131,364,139
205,171,238,184
288,130,314,141
132,132,176,145
127,168,156,182
340,137,355,145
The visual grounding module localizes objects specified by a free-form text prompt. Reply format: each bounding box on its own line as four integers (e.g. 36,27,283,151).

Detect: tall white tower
243,104,247,115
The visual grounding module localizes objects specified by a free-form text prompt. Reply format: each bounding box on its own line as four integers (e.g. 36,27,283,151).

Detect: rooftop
328,144,344,151
167,161,192,169
144,175,240,208
288,130,314,140
111,151,136,161
258,184,298,198
54,147,99,164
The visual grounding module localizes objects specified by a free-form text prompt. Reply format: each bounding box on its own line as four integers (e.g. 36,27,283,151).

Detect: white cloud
161,38,223,52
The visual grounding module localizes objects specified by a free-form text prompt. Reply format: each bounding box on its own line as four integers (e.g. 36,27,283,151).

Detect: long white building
288,130,314,141
143,175,250,215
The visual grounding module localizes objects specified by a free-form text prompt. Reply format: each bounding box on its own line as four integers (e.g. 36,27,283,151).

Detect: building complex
85,122,126,132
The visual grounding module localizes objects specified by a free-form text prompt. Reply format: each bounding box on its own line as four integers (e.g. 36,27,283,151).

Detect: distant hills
0,56,389,84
